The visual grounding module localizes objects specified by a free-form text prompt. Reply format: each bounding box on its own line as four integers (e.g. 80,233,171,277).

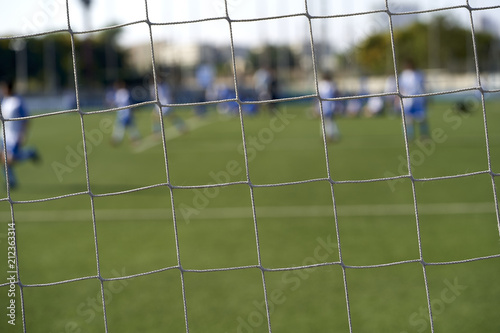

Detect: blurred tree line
247,45,298,71
348,16,499,75
2,15,497,94
0,29,128,92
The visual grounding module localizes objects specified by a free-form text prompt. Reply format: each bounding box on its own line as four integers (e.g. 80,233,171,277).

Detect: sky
0,0,498,51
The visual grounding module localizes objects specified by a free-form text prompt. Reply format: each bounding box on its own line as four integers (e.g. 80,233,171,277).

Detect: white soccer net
1,0,499,332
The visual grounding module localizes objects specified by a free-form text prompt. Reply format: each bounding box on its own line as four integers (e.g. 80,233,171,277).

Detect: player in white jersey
399,60,429,141
316,72,341,142
0,80,39,189
111,80,141,146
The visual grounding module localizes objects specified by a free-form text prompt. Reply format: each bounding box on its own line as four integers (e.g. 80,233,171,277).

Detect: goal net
1,0,499,332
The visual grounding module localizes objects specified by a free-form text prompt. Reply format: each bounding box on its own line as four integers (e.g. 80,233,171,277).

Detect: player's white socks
325,118,340,142
111,124,126,144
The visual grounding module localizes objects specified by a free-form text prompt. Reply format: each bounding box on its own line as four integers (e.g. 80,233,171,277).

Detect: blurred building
127,42,249,72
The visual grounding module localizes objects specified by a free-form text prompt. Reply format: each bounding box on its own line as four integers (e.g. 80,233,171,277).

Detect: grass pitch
1,99,499,333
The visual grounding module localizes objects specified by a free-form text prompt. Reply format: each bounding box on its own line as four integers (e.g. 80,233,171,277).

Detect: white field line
0,202,495,223
133,116,220,153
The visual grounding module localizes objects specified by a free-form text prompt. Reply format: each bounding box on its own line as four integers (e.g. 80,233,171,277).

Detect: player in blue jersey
0,80,39,189
399,60,429,141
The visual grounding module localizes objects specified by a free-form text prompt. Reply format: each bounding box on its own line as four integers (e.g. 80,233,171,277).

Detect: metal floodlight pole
78,0,93,87
80,0,92,32
9,40,28,94
321,0,328,71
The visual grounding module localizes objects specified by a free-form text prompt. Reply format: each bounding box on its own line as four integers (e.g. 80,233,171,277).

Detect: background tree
352,16,498,75
0,29,127,92
247,45,299,71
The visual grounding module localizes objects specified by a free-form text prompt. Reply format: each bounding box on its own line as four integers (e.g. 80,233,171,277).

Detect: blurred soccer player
195,62,215,117
317,71,341,142
111,80,141,146
0,80,39,189
399,60,429,141
254,65,279,114
151,78,186,136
